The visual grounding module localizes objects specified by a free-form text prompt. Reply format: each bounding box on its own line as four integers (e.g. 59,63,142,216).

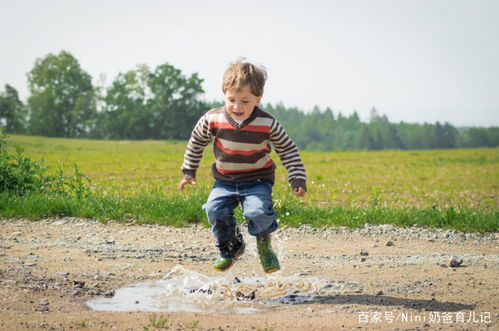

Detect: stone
449,256,463,267
102,290,115,297
379,224,395,232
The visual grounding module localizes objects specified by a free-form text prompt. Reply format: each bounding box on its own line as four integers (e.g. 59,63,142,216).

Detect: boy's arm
181,113,212,180
269,119,307,192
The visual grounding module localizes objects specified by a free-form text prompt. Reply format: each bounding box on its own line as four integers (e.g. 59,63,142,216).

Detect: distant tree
201,99,224,110
27,50,96,137
147,63,205,139
100,65,150,139
0,84,27,133
459,127,499,148
434,122,458,148
101,63,204,140
388,125,404,149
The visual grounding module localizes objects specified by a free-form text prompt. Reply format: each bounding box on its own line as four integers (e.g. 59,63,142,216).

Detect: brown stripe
214,144,270,164
215,129,269,144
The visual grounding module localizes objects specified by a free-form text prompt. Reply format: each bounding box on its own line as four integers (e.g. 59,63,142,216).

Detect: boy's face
224,85,262,121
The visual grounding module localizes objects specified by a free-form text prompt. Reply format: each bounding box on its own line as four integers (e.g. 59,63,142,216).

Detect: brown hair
222,58,267,97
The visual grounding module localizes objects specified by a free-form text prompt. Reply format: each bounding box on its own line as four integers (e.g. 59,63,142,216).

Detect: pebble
449,256,463,267
386,241,394,247
379,224,395,232
102,290,115,297
67,289,81,296
54,271,69,277
38,299,49,305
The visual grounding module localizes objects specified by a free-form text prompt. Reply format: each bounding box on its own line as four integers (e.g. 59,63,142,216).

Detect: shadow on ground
274,294,473,312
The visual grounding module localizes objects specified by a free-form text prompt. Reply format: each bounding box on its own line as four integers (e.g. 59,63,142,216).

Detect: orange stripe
208,122,271,133
215,139,269,156
209,122,233,130
216,159,274,174
240,125,270,133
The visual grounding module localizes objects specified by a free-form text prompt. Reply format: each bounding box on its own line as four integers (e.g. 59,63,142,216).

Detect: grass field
2,134,498,232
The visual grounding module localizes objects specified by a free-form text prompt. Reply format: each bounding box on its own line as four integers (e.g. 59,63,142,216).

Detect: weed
148,313,169,329
185,320,200,328
260,320,275,331
1,130,91,198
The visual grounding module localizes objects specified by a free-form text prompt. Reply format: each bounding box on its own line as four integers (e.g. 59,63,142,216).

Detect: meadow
2,134,498,232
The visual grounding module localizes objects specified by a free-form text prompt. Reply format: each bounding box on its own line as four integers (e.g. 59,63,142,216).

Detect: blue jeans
202,180,277,245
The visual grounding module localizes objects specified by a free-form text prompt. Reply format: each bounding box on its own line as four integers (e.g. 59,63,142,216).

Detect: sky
1,0,498,127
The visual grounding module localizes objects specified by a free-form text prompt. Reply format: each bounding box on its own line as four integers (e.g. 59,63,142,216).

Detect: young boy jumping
178,59,307,273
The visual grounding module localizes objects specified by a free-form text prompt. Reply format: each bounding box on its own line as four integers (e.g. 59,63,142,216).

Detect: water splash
86,265,362,313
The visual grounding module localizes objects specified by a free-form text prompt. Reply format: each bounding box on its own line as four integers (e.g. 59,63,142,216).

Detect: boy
178,59,307,273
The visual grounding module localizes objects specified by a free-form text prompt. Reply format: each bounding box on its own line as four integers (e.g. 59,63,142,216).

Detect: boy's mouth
232,112,244,117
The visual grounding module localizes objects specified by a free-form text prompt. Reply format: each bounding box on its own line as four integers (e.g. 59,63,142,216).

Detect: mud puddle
86,265,363,313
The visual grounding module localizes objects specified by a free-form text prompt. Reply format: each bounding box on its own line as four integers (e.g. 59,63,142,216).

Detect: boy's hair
222,58,267,97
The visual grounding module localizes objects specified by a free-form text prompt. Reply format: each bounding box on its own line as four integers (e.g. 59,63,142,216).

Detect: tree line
266,104,499,151
1,50,497,151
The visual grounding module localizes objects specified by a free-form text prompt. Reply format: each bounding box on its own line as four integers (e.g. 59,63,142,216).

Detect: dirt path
0,218,497,331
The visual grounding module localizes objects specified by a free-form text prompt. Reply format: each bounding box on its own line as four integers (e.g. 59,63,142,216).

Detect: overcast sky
1,0,498,127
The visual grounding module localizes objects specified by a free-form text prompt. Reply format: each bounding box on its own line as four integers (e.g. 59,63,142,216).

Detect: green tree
147,63,205,139
459,127,499,147
102,63,204,140
434,122,458,148
0,84,27,133
101,65,150,139
27,50,96,137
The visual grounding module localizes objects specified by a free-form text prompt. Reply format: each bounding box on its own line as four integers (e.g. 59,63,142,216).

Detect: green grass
1,191,496,232
2,134,498,232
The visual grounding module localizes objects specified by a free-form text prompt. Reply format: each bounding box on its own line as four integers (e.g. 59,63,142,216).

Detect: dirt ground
0,218,497,331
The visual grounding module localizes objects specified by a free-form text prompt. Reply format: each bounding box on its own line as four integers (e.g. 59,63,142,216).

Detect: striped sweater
181,107,307,189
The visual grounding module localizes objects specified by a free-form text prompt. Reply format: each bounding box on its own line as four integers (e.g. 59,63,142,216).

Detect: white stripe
281,155,302,163
217,138,270,151
283,160,304,168
207,112,227,123
248,117,274,127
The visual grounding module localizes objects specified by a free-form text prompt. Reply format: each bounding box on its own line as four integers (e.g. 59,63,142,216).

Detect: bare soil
0,218,497,331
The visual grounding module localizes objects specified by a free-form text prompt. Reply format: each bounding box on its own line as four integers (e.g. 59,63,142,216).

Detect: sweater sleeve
181,113,213,179
269,119,307,190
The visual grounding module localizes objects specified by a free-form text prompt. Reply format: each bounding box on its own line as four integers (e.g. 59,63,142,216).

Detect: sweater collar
224,106,259,130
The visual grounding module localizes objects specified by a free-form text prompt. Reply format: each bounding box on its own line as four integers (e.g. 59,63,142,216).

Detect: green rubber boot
213,257,234,271
256,234,280,273
213,230,245,272
213,245,245,271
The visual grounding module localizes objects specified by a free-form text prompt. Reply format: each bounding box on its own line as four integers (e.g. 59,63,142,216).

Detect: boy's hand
294,186,306,197
178,177,196,190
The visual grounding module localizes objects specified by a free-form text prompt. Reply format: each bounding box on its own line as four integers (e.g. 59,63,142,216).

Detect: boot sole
264,267,280,273
214,265,231,272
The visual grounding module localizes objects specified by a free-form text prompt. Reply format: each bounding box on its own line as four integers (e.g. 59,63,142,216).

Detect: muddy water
86,265,362,313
